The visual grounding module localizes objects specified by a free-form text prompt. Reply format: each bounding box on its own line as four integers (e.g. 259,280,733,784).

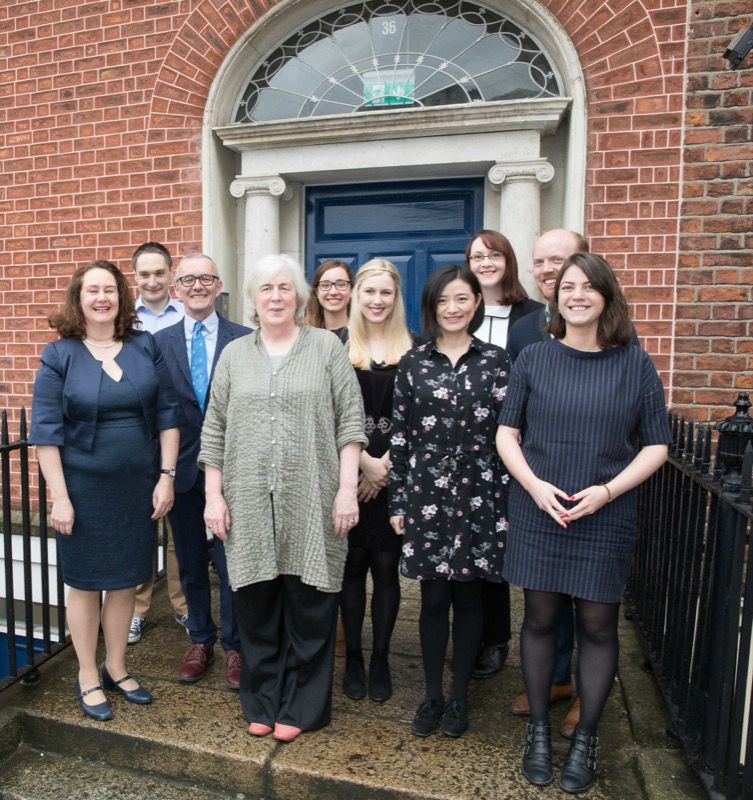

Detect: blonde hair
348,259,413,370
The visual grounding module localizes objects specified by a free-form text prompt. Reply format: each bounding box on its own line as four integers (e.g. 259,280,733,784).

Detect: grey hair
177,252,221,280
245,254,310,327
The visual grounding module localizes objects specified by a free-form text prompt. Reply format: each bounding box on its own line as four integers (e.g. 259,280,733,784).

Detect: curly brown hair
49,260,139,340
548,253,633,348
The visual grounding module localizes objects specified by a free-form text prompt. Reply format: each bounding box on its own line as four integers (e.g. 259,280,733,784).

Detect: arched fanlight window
234,0,562,123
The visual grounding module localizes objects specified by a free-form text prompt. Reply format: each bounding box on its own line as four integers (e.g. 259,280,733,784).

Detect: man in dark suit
155,253,250,688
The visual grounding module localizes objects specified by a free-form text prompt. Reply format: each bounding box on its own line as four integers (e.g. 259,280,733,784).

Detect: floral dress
388,338,510,582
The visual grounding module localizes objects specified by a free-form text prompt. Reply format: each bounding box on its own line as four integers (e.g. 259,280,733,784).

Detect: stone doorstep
10,664,636,800
0,744,238,800
0,574,707,800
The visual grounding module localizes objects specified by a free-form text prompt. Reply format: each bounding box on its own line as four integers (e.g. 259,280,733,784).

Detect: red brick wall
0,0,735,427
676,2,753,421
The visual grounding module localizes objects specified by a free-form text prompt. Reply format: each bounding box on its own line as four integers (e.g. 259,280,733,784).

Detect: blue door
305,178,484,331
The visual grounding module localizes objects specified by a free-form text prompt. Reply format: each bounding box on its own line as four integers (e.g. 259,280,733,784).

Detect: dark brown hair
420,264,485,339
131,241,172,270
49,260,139,340
305,259,354,328
547,253,633,348
464,229,528,305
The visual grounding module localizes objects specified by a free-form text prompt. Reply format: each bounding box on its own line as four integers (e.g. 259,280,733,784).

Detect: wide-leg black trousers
234,575,339,731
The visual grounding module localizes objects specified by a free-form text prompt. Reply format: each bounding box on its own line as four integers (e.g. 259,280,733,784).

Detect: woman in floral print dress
389,264,510,739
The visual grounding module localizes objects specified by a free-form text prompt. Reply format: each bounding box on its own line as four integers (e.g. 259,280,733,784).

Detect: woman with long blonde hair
341,258,414,703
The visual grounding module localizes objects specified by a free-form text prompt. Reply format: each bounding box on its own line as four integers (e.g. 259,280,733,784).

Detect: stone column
229,176,288,320
487,160,554,299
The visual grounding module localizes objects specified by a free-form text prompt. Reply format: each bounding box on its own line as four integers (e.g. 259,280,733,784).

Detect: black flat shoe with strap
559,728,598,794
75,680,113,721
100,664,153,704
522,721,552,786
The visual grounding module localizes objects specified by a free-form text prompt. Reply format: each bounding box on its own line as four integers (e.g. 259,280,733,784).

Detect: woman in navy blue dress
30,261,181,721
389,265,509,739
496,253,670,793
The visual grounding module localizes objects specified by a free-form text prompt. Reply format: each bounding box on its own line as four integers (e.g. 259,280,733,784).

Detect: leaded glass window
234,0,562,124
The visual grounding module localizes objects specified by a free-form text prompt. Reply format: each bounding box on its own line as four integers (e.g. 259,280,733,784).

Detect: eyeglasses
317,279,351,292
176,274,219,288
469,253,505,264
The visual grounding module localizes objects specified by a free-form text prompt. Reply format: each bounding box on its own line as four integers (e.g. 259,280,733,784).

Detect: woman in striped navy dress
496,253,671,794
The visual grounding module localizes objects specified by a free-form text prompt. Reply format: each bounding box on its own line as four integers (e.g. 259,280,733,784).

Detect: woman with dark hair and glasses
465,229,542,679
496,253,670,793
389,264,510,739
29,260,182,721
305,259,354,331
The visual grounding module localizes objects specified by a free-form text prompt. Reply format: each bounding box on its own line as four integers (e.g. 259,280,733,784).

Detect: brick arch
141,0,685,373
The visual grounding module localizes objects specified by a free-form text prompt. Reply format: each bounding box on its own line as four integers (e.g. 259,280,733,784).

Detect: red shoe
177,644,214,683
225,650,241,690
273,723,302,742
248,722,273,737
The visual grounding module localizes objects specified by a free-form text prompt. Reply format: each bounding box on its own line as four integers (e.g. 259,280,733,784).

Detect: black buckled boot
522,721,552,786
559,728,598,794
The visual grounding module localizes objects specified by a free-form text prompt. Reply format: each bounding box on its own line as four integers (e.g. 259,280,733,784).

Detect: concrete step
0,744,239,800
0,577,707,800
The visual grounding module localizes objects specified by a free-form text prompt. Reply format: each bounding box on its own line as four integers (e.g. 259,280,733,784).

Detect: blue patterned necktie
191,321,208,408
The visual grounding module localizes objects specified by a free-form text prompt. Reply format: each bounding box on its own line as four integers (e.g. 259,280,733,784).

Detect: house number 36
381,20,397,34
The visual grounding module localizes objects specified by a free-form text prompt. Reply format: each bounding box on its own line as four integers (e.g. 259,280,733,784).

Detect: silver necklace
84,338,117,349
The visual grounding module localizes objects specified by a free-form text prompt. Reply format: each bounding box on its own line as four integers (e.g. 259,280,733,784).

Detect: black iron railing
0,408,67,690
1,409,167,691
626,394,753,800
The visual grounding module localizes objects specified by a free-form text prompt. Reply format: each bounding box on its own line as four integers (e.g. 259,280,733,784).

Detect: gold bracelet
602,483,612,502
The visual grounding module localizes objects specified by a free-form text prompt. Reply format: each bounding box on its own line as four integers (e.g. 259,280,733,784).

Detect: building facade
0,0,751,421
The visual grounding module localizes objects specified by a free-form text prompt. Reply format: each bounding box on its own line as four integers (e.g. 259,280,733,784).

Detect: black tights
419,579,483,703
340,546,400,657
521,589,619,734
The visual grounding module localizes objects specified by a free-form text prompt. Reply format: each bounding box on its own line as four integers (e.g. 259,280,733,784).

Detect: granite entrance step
0,577,706,800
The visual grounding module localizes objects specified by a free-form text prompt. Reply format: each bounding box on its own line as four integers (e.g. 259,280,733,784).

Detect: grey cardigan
199,325,367,592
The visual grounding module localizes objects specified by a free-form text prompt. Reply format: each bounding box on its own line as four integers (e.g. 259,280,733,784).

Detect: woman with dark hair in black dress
390,264,510,739
497,253,670,793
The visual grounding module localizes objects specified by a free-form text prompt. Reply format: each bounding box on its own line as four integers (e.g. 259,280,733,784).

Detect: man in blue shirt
133,241,185,333
130,242,189,645
155,253,250,689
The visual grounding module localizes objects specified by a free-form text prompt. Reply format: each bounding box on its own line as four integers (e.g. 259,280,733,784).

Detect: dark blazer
29,333,182,451
155,316,250,494
508,298,544,329
506,307,641,362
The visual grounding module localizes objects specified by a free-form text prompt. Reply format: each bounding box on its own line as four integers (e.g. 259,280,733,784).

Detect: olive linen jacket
199,325,367,593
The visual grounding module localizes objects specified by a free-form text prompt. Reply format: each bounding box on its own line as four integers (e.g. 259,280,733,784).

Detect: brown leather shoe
225,649,241,690
559,697,581,739
510,683,574,716
178,644,214,683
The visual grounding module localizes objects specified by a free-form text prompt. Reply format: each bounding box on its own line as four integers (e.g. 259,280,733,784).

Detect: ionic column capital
230,176,288,199
487,160,555,189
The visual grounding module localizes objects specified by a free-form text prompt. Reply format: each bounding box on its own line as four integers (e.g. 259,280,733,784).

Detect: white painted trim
202,0,588,304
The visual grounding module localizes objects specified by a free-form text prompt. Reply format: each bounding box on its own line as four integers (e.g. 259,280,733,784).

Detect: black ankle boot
522,721,552,786
368,654,392,702
559,728,598,794
343,650,366,700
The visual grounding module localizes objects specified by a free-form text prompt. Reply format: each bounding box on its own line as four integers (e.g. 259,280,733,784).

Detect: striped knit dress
497,339,671,603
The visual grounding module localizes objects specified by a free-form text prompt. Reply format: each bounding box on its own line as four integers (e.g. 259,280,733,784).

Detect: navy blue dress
59,373,156,590
30,335,182,591
498,340,672,603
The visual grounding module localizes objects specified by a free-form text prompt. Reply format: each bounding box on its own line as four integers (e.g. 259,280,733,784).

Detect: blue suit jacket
155,316,251,494
29,333,183,452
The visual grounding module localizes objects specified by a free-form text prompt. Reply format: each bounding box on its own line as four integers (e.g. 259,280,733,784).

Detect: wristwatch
160,468,177,477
